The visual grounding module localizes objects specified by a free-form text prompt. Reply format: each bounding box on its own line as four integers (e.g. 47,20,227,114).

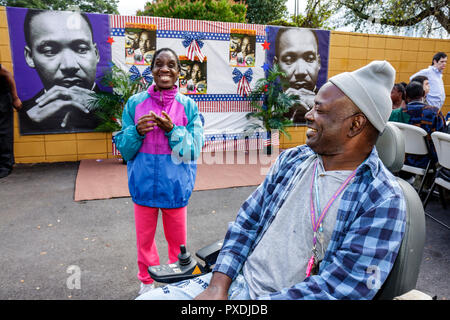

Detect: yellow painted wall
0,6,449,161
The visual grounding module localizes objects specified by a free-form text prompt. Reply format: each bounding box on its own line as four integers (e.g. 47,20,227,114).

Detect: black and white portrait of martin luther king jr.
274,28,322,124
19,9,103,134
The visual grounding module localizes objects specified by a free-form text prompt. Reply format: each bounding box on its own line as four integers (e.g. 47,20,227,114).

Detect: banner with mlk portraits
7,7,330,151
7,7,112,135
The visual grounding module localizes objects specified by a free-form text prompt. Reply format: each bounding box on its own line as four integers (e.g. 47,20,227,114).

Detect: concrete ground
0,161,449,300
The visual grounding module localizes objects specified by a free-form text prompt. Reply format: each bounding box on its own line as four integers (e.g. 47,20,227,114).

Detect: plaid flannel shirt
213,145,406,300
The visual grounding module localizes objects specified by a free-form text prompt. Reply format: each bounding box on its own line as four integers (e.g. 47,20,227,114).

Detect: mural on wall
179,56,207,94
6,8,330,149
109,15,271,151
124,23,156,66
265,26,330,125
229,29,256,68
7,7,112,135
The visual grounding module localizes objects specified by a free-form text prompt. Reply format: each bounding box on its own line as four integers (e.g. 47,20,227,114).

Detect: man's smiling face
305,82,360,156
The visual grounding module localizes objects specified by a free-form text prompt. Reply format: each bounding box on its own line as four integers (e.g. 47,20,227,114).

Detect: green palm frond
245,63,296,140
87,62,151,132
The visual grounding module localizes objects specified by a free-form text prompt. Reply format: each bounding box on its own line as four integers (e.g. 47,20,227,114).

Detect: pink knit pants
134,204,187,284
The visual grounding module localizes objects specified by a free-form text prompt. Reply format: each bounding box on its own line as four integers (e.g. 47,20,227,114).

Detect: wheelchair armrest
195,240,223,268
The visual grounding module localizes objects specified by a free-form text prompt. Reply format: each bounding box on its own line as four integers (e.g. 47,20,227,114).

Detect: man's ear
348,113,367,138
24,46,35,68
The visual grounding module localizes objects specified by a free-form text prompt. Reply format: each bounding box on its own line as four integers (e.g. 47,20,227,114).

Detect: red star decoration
107,37,115,45
261,40,270,50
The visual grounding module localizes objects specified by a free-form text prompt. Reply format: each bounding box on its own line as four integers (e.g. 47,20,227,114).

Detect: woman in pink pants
114,48,204,295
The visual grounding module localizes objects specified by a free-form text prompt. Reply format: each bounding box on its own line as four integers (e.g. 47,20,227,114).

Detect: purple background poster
6,7,112,134
264,26,330,124
265,25,330,91
7,7,112,102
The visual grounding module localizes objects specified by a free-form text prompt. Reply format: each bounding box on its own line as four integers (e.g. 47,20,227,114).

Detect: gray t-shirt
242,155,354,299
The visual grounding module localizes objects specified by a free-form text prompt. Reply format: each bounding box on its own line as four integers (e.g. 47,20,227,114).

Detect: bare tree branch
342,0,449,33
434,8,449,33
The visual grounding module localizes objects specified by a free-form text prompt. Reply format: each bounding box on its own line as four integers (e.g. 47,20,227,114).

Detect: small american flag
186,40,205,63
112,137,121,156
263,130,279,146
237,76,251,97
272,130,279,146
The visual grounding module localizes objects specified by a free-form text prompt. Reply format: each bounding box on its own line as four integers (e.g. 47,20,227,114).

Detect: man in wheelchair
137,61,407,300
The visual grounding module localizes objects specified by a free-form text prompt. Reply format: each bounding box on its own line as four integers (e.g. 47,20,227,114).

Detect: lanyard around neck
309,158,358,245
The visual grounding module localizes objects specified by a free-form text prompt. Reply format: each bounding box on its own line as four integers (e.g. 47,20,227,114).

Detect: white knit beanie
328,60,395,133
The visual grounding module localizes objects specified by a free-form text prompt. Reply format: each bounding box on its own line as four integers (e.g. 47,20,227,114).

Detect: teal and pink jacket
114,84,204,208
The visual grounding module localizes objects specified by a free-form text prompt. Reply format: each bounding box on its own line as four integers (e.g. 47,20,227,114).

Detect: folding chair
389,121,434,197
423,131,450,211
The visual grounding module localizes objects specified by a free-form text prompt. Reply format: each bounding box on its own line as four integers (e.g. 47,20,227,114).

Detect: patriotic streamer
200,131,279,152
109,14,267,36
128,66,154,84
182,32,206,62
232,68,253,97
264,131,271,146
112,136,121,156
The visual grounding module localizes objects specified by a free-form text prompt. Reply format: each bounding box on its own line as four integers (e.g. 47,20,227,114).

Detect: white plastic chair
388,121,434,196
423,131,450,210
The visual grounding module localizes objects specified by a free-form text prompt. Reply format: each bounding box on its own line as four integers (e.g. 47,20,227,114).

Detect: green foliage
87,63,150,132
245,0,288,24
1,0,119,14
266,18,297,27
266,0,334,29
293,0,334,29
337,0,449,37
267,0,448,37
137,0,246,23
246,64,296,139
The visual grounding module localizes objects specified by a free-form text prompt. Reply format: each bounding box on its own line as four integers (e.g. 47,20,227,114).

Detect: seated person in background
390,83,406,110
391,81,447,171
446,112,450,133
137,61,406,300
389,77,430,124
410,75,430,99
389,82,409,123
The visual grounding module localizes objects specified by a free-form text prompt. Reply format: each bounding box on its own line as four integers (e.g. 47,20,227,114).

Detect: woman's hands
136,111,174,136
153,111,174,133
